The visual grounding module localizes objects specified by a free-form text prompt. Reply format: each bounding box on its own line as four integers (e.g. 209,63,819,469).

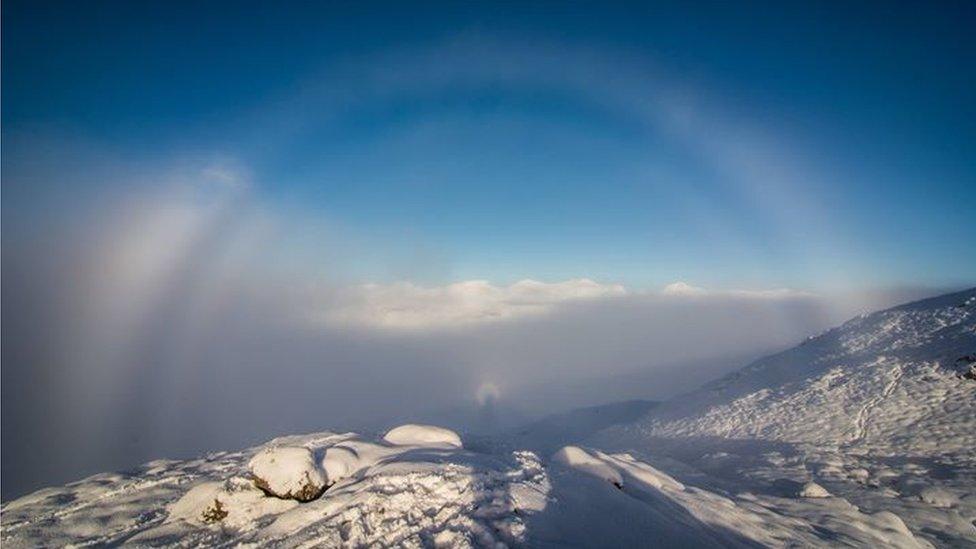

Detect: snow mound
918,487,959,508
383,423,463,448
552,446,624,487
799,482,831,498
552,445,684,492
320,435,431,484
248,446,326,502
320,444,359,484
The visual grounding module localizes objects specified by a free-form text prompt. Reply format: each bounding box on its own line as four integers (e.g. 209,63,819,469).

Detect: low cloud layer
661,281,812,300
316,278,821,331
320,279,627,329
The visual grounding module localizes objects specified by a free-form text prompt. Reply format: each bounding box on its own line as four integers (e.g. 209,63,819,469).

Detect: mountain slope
636,288,975,447
588,288,976,546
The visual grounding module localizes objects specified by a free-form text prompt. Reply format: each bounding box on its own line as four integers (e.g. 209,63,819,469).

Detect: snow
2,288,974,547
551,446,624,488
320,444,360,484
552,445,684,492
248,446,327,501
800,482,831,498
545,445,926,548
0,431,550,547
918,487,959,509
585,287,976,546
383,424,464,448
168,477,298,528
0,430,937,548
321,428,462,485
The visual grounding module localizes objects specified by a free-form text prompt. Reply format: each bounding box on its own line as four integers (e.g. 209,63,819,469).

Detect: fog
2,160,949,500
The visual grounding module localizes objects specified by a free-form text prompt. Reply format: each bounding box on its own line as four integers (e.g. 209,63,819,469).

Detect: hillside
588,288,976,546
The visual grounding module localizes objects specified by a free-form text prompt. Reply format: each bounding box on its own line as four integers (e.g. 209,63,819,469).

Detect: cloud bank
320,279,627,329
316,279,821,330
661,281,813,300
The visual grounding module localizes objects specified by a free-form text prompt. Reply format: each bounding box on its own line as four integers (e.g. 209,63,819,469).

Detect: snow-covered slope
589,287,976,546
2,289,974,547
0,427,929,548
633,288,976,449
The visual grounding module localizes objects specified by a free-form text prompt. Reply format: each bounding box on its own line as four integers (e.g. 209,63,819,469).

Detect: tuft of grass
201,498,229,524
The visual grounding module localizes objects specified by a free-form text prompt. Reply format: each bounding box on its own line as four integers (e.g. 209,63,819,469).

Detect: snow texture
383,424,464,448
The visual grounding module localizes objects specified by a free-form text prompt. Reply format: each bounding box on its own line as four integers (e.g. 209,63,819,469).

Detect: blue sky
4,0,975,290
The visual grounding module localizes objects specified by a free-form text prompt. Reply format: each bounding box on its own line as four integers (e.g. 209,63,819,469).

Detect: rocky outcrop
248,446,327,502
